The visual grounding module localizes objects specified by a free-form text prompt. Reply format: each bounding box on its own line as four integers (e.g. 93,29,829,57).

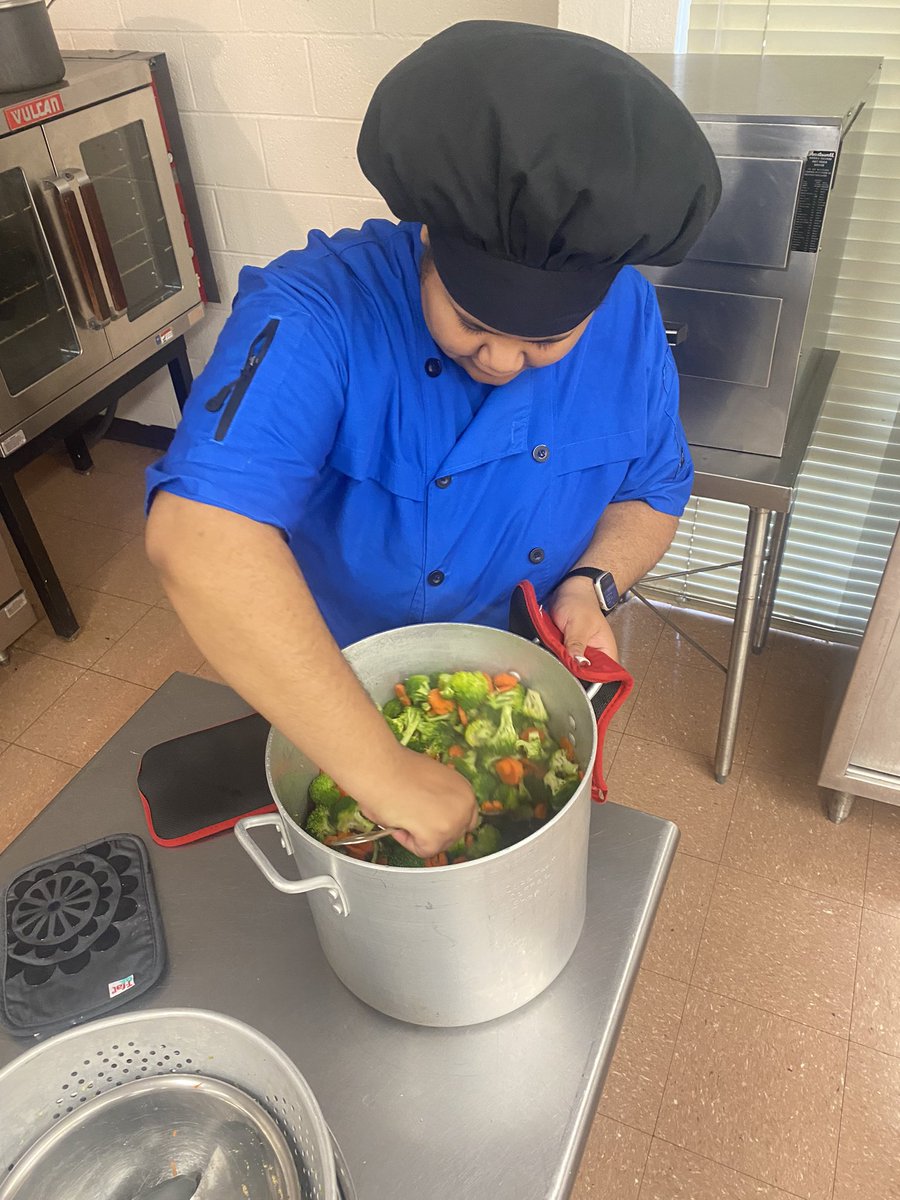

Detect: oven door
0,127,113,448
42,86,201,360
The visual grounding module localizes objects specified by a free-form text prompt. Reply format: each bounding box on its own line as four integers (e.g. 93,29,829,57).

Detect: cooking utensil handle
72,168,128,318
234,814,349,916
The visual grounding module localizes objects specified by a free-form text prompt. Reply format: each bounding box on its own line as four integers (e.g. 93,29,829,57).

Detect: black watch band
560,567,620,614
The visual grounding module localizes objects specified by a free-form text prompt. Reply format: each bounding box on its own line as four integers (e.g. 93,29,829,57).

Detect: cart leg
167,337,194,412
0,470,79,639
715,506,769,783
0,648,9,666
64,431,94,475
752,509,791,654
826,790,856,823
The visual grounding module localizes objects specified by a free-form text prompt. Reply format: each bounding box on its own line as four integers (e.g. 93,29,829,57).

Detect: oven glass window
81,121,182,322
0,167,81,397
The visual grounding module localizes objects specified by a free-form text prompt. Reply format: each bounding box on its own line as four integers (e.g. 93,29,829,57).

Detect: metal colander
0,1009,353,1200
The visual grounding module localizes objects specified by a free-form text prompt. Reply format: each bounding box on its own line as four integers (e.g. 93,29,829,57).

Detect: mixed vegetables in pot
301,670,584,867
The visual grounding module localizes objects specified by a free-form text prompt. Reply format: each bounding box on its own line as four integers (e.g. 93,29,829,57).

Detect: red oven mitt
509,580,634,801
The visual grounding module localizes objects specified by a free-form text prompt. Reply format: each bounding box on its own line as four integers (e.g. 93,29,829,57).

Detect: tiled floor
1,440,898,1199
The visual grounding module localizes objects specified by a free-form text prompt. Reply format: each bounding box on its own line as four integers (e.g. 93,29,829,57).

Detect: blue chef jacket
147,221,693,648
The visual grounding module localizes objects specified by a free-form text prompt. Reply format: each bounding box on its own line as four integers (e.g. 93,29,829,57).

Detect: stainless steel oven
0,52,208,455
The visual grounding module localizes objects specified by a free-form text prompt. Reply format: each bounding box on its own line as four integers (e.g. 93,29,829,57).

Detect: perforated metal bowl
0,1009,353,1200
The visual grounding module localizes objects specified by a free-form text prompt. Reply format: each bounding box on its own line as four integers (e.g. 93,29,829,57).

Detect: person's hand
548,575,619,663
357,746,479,859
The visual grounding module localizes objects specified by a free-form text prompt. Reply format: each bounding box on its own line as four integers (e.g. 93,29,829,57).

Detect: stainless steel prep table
0,672,678,1200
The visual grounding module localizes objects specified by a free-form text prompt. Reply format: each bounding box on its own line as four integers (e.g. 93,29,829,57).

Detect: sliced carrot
481,799,504,813
451,856,467,865
344,843,373,861
521,726,546,742
534,802,549,821
424,852,448,868
559,736,576,762
480,671,495,693
493,673,520,692
494,757,525,786
394,682,411,707
457,704,469,727
447,744,465,758
428,688,455,716
464,832,475,848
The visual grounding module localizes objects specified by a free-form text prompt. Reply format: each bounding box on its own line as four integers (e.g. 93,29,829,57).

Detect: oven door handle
47,171,111,328
70,167,128,320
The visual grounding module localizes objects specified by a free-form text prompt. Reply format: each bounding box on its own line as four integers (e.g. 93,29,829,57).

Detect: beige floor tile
656,989,846,1200
745,680,828,784
640,1139,801,1199
194,660,227,686
599,969,687,1133
84,535,166,604
572,1115,650,1200
30,512,132,587
642,853,718,985
653,605,764,681
93,607,204,689
16,450,67,497
608,596,664,677
608,738,739,863
609,679,642,733
16,587,149,669
0,651,83,742
17,671,152,767
87,438,162,477
865,803,900,919
27,463,146,535
834,1043,900,1200
764,631,844,693
850,908,900,1056
693,866,860,1036
0,745,78,852
626,659,762,767
723,768,872,905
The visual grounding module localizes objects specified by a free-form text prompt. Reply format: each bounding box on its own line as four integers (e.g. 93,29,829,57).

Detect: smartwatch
560,566,620,614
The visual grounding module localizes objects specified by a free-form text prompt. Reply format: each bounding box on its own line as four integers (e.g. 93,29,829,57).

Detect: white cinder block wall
49,0,675,426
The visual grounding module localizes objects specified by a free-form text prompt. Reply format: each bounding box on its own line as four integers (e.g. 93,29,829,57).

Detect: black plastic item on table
1,834,166,1038
137,712,274,846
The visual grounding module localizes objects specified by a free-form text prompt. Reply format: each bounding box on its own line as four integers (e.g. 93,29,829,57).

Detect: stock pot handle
509,581,634,802
234,814,349,916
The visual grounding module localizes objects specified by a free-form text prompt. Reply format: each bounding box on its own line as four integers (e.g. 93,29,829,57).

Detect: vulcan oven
0,51,214,455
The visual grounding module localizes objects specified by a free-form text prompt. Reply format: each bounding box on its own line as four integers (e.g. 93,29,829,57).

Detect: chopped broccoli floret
386,707,423,746
473,774,498,807
415,716,457,758
549,777,580,811
515,730,545,760
548,748,580,779
485,684,525,712
305,805,336,842
451,755,479,783
468,823,502,858
464,717,496,748
523,688,549,722
404,674,432,706
380,838,426,868
308,772,342,815
333,796,376,835
443,670,491,712
489,706,519,756
381,697,406,720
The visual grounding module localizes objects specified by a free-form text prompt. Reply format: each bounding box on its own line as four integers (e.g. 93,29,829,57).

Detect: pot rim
265,621,598,874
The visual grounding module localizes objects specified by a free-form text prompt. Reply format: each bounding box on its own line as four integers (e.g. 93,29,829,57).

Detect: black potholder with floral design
1,834,166,1038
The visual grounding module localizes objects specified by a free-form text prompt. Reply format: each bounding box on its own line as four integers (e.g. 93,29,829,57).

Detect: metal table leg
826,790,856,823
752,508,792,653
0,470,78,640
64,431,94,475
167,337,194,411
715,506,770,782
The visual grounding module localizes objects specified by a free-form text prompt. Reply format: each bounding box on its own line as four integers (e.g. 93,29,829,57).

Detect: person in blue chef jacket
145,22,721,858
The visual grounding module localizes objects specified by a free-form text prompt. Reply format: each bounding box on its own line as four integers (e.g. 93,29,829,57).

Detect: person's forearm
574,500,678,591
145,493,404,803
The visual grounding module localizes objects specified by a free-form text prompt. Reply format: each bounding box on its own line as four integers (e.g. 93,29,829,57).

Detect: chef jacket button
427,569,445,586
425,358,443,377
435,475,452,489
532,444,550,462
529,547,545,564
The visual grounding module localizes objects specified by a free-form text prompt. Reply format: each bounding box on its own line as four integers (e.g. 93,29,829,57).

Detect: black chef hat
358,21,721,338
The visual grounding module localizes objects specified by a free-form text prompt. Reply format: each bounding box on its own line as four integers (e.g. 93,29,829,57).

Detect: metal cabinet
819,523,900,819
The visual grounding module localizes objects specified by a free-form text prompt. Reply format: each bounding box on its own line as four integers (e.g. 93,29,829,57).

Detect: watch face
596,572,619,610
